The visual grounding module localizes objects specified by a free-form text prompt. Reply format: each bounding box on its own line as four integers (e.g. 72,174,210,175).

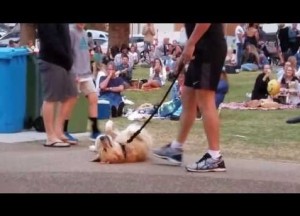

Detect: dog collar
119,143,127,159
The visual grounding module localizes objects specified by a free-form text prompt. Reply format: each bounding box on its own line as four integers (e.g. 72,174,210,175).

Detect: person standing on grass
142,23,156,53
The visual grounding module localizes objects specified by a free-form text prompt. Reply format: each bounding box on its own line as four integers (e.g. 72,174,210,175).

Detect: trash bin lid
0,48,29,59
98,99,110,104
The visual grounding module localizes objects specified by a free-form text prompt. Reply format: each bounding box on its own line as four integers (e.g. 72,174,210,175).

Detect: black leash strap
127,62,186,143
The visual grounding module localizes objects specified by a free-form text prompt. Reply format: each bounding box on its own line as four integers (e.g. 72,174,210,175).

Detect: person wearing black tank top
153,23,227,172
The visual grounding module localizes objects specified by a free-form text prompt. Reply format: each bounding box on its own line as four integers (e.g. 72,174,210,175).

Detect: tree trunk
108,23,129,49
19,23,36,46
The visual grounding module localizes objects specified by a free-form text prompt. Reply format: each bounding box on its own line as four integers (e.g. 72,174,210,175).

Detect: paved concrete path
0,141,299,193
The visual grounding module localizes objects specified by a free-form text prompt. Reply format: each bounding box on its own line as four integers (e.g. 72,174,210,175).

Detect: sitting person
216,69,229,108
91,44,104,80
225,47,237,66
173,69,229,120
95,66,107,96
116,54,133,88
258,49,269,69
129,44,139,65
140,45,156,67
154,37,170,63
277,56,300,81
26,40,37,53
142,58,167,89
294,47,300,70
251,64,272,100
114,44,134,68
277,65,300,105
224,47,238,73
171,43,182,59
171,72,185,101
99,61,125,117
102,46,119,65
170,73,185,119
277,60,292,80
241,44,259,71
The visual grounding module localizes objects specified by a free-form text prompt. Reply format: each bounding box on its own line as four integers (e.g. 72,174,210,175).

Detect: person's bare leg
87,92,98,117
55,96,77,139
42,101,58,141
279,51,285,65
196,89,219,151
64,96,78,121
152,86,197,164
185,89,225,172
142,82,150,89
176,86,198,144
149,80,160,88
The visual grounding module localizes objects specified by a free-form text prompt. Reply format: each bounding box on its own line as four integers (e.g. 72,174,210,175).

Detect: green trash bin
52,95,89,133
40,95,88,134
28,55,89,134
68,95,89,133
25,53,42,129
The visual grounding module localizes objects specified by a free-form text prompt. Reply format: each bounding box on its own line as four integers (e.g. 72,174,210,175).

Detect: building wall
174,23,184,31
130,23,180,44
130,23,175,35
130,23,293,45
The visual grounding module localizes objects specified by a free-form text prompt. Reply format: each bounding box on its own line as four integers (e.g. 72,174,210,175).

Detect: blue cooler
98,99,111,119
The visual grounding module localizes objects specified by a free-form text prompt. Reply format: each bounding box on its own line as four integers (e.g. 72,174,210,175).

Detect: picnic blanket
220,102,297,110
126,87,160,92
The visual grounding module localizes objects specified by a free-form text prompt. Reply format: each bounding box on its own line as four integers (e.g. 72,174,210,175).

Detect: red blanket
220,102,296,110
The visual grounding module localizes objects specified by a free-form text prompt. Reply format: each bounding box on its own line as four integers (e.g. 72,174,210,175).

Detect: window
1,32,19,40
94,39,107,45
129,36,144,43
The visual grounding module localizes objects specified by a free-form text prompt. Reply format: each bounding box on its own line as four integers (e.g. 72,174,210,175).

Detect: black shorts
184,41,227,91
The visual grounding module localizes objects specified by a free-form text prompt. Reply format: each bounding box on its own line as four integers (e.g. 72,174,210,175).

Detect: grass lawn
100,67,300,163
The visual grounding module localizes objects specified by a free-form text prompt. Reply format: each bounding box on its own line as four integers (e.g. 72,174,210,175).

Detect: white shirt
149,67,167,86
129,51,138,63
235,25,244,44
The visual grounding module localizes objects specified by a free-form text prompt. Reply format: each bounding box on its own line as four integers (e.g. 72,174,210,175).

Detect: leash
127,62,186,143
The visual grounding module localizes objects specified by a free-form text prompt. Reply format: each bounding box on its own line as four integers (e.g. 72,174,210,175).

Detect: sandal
60,137,78,145
43,141,70,147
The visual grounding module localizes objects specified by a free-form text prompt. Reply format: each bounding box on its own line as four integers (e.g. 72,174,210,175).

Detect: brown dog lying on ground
92,120,152,164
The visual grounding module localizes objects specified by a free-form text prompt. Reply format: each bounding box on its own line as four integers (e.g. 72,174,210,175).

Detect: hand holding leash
176,59,185,73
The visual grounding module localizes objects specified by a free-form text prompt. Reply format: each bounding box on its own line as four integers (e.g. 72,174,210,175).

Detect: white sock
170,140,183,149
208,149,221,159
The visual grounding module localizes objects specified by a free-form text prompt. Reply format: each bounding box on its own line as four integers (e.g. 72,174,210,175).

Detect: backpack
33,116,45,132
158,98,182,117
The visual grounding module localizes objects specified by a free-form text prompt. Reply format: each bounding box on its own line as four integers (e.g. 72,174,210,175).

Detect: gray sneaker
153,144,183,165
186,153,226,172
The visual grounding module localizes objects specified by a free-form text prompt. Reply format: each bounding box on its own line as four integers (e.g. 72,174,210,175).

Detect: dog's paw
100,161,110,164
105,120,114,132
89,145,97,152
